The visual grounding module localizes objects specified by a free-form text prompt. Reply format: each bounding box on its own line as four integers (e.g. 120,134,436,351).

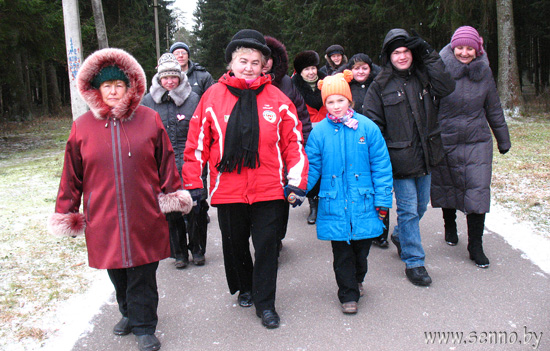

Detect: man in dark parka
364,28,455,286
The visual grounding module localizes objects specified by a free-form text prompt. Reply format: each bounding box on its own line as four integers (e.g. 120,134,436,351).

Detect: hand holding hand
284,185,306,208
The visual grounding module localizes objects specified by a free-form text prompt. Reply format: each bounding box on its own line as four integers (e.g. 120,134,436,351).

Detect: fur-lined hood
265,36,289,86
77,48,146,120
440,43,490,82
148,72,193,107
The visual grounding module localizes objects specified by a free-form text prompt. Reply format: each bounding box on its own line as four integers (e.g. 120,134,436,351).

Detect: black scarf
216,83,265,174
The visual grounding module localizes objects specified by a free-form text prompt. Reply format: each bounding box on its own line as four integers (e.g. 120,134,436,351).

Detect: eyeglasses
173,51,188,57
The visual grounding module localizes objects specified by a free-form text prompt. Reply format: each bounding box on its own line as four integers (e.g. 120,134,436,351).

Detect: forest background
1,1,549,349
1,0,549,121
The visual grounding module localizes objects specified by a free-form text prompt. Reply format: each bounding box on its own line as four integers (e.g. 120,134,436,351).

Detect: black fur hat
293,50,320,75
225,29,271,63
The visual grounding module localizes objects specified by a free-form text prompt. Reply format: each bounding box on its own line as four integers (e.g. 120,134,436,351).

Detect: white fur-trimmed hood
149,72,192,107
76,48,146,120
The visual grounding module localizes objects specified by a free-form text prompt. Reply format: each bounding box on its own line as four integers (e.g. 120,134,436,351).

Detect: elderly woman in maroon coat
48,48,192,351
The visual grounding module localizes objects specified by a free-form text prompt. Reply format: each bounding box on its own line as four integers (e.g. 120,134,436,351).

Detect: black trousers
217,200,286,312
168,214,188,260
331,239,373,303
279,200,290,241
107,261,159,335
169,199,209,259
187,199,209,256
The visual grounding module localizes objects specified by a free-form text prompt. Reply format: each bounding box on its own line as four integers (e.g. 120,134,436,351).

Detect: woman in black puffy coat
430,26,511,268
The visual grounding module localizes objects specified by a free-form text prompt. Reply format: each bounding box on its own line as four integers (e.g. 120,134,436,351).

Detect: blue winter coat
306,112,393,242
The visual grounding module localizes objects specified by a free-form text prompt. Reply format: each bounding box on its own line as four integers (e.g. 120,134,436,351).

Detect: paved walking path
71,205,549,350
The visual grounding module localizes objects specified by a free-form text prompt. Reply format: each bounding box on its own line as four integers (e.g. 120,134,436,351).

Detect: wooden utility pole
91,0,109,49
153,0,160,60
62,0,88,120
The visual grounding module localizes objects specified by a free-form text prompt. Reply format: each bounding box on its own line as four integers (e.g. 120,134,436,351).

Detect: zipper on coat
110,119,133,267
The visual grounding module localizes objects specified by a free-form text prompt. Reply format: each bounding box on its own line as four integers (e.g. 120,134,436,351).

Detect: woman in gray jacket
430,26,511,268
142,53,205,269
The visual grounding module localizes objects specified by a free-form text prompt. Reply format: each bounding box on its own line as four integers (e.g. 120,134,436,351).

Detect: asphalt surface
72,204,549,351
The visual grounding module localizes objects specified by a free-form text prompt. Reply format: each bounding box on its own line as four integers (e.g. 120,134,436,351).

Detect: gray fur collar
149,72,192,107
440,44,489,82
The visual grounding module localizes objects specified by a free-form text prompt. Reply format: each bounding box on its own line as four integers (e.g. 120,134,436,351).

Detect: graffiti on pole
68,38,81,81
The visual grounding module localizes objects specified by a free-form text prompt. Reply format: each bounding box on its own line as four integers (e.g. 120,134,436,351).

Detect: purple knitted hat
451,26,484,55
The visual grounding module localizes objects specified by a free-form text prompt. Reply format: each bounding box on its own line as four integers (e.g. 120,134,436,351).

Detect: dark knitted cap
293,50,320,74
386,38,407,56
325,44,345,57
91,65,129,89
170,42,190,55
225,29,271,63
348,53,373,68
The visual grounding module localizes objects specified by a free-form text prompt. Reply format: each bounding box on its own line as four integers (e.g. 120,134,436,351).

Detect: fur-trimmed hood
440,43,490,82
77,48,146,120
149,72,193,107
265,36,289,86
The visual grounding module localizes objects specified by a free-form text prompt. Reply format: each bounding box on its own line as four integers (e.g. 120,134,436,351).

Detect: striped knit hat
451,26,484,55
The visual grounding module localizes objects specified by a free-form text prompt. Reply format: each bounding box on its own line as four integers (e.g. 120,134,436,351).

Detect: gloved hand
165,211,183,223
405,30,434,58
188,188,203,214
499,148,510,155
284,185,306,208
376,207,389,221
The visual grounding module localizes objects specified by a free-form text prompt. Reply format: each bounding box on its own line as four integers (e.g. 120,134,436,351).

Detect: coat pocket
427,130,444,166
381,91,407,122
318,189,343,217
357,187,374,215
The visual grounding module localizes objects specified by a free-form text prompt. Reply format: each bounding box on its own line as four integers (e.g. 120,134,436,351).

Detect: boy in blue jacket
306,70,393,314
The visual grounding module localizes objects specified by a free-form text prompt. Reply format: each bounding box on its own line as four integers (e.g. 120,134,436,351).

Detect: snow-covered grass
491,113,550,238
0,116,101,350
0,112,548,350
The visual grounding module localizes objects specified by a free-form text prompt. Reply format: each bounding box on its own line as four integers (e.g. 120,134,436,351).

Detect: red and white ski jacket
182,72,308,205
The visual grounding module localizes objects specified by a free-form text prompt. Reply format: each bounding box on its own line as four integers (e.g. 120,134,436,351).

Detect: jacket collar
440,44,489,82
149,73,192,106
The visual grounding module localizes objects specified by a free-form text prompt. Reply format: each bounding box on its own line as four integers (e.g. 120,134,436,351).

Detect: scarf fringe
216,150,260,174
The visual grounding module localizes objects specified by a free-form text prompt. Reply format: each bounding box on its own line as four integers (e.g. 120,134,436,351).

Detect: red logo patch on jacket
263,110,276,123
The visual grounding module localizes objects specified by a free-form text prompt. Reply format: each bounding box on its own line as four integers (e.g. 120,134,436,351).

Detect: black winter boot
467,213,489,268
307,197,318,225
442,208,458,246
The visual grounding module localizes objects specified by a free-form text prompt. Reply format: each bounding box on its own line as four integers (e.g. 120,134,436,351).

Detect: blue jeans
392,175,431,269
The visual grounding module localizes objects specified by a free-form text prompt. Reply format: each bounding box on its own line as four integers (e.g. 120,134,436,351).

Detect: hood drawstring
120,120,132,157
104,118,132,157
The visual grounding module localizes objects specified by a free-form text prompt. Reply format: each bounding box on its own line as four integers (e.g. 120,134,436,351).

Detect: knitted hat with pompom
318,69,353,104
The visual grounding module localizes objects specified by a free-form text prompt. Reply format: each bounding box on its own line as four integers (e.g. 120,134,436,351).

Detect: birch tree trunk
91,0,109,49
496,0,523,111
